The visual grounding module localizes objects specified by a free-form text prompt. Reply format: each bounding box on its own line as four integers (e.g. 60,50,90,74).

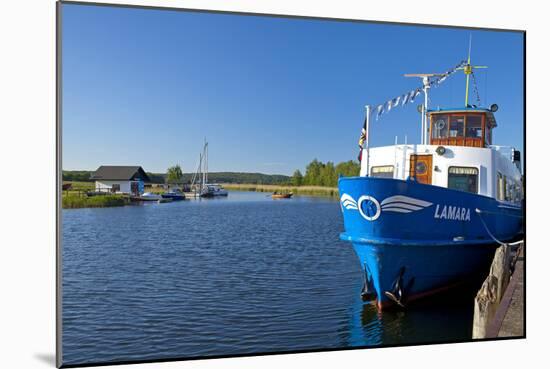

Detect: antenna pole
464,64,471,107
465,34,472,107
405,73,440,145
460,35,488,107
365,105,371,176
422,76,431,145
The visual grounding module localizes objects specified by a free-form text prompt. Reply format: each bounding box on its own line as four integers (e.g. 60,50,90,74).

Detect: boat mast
199,152,204,191
404,73,441,144
202,139,208,185
458,35,488,107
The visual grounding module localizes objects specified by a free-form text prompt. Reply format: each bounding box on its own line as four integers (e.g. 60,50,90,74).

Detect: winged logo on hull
340,194,433,221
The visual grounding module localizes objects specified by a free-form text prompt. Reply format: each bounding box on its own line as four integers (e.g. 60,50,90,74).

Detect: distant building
90,166,150,194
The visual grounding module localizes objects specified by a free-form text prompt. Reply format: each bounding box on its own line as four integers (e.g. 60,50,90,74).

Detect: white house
90,166,150,194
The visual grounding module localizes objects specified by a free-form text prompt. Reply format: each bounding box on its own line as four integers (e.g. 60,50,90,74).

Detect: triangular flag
393,96,401,107
376,104,384,120
402,93,409,106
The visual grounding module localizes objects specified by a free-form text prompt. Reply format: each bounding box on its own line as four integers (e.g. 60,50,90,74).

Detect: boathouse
90,166,150,194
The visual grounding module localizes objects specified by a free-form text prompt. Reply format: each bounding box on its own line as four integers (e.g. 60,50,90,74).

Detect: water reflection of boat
338,50,523,310
272,192,293,199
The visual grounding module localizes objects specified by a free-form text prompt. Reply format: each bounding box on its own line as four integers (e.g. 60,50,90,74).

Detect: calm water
62,191,475,366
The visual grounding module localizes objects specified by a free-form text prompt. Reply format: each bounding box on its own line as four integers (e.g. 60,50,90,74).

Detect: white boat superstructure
357,41,523,208
360,141,522,204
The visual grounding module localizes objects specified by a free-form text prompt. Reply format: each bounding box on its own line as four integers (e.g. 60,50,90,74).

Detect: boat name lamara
338,51,524,310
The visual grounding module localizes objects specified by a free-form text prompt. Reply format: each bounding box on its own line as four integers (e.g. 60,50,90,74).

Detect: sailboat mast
199,152,204,190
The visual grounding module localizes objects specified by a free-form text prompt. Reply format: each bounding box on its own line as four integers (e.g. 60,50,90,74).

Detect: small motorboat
200,184,229,198
137,192,163,201
161,190,186,201
272,192,293,199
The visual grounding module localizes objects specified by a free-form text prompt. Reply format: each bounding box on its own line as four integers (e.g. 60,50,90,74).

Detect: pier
472,242,524,339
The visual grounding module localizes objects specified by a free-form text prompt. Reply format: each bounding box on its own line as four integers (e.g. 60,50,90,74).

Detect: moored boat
135,192,163,201
338,53,524,310
272,192,293,199
161,189,186,201
200,184,229,198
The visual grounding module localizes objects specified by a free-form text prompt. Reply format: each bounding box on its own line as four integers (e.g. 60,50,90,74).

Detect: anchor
361,263,376,302
384,267,407,308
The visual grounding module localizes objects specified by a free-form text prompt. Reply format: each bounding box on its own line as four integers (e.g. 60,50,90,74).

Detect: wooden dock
472,242,524,339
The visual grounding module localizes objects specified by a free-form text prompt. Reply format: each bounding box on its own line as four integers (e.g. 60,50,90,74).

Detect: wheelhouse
428,108,497,148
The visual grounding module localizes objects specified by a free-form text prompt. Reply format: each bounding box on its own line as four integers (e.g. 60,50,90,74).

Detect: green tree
166,164,183,184
291,170,303,186
304,159,323,185
335,160,360,178
320,161,336,187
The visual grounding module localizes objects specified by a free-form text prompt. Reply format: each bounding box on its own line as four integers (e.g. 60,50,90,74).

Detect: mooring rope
475,208,524,247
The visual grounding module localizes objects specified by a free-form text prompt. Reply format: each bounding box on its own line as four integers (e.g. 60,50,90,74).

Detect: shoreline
222,183,339,198
61,182,340,209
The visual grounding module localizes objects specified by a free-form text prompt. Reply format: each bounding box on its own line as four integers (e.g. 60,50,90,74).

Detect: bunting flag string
357,59,467,161
369,60,467,121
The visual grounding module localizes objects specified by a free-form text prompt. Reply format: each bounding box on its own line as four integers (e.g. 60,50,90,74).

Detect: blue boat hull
161,193,186,201
338,176,523,309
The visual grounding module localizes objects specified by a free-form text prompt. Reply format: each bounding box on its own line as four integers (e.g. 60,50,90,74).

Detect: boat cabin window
432,115,449,139
430,112,488,148
371,165,394,178
466,115,482,138
449,116,465,137
448,167,478,194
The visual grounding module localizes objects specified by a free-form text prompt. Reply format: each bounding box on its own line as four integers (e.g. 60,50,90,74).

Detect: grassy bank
222,183,339,198
62,194,128,209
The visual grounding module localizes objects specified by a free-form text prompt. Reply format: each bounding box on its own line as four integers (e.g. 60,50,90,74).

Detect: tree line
63,159,360,187
290,159,360,187
62,170,291,185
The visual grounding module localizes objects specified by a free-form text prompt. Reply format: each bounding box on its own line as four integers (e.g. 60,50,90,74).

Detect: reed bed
222,183,339,198
62,194,128,209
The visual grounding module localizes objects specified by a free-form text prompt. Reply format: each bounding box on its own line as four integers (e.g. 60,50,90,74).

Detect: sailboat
190,140,229,198
338,43,524,310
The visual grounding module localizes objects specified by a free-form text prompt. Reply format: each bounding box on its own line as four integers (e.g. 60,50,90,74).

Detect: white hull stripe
341,194,358,210
382,207,413,213
381,202,423,211
381,195,433,208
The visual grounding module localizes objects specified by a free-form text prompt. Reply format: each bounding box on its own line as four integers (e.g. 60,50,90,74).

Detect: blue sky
62,4,524,175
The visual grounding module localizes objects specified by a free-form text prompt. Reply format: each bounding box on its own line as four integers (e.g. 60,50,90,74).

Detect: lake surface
62,191,475,366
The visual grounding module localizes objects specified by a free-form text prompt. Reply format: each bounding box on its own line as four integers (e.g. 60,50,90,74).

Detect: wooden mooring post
472,242,524,339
